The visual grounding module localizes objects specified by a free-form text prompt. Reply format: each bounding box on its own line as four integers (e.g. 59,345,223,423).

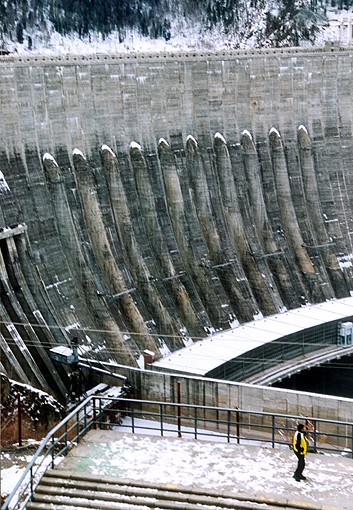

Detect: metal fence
2,398,94,510
3,396,353,509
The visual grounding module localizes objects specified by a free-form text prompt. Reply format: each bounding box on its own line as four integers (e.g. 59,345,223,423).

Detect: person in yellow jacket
293,423,308,482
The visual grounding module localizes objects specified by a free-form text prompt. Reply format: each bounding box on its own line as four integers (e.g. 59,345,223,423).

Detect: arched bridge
151,297,353,384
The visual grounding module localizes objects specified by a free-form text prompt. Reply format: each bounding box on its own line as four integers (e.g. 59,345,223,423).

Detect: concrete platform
56,429,353,510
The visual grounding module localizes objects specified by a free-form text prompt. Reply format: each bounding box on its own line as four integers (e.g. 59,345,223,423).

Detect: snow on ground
1,447,52,505
3,418,353,508
59,421,353,509
88,434,353,500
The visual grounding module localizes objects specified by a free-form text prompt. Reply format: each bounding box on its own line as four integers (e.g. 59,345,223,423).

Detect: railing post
76,410,80,441
83,403,87,433
99,398,103,430
17,392,22,447
236,408,240,444
227,410,231,443
313,419,317,454
177,381,182,438
160,403,164,437
30,465,34,500
272,415,275,448
93,397,97,429
194,406,198,440
51,435,55,469
131,407,135,433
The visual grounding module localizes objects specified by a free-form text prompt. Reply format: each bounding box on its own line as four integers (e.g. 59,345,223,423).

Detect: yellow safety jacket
293,431,307,455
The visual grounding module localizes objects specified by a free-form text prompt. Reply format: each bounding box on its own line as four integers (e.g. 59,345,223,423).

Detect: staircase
25,469,298,510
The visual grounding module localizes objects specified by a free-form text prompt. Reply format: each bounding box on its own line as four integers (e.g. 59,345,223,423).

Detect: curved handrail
2,396,93,510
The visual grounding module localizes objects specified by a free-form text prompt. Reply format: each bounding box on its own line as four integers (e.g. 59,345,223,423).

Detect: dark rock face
0,49,353,398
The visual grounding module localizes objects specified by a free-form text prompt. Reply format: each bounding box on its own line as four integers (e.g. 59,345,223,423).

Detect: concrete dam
1,47,353,400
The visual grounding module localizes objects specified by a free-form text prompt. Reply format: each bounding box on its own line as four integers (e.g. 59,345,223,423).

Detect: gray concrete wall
1,47,353,398
111,364,353,425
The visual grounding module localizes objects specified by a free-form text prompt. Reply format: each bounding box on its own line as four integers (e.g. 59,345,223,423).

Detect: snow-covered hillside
0,1,350,56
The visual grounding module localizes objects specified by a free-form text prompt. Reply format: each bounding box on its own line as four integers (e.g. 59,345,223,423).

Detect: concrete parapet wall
119,365,353,425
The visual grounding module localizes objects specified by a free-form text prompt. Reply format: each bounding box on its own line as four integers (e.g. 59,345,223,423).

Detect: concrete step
25,470,306,510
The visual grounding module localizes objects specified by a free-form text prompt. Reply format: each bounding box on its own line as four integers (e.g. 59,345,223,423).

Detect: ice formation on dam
269,126,281,137
158,138,170,147
214,132,227,144
241,129,253,139
101,144,116,157
43,153,58,166
186,134,198,145
130,141,142,150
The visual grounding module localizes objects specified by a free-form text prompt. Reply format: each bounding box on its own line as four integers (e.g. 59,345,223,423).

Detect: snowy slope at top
3,6,345,56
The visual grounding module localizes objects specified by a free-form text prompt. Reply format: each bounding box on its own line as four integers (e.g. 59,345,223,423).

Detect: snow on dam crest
1,48,353,398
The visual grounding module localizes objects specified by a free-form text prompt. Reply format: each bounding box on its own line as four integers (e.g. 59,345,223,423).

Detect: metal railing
2,398,94,510
3,396,353,509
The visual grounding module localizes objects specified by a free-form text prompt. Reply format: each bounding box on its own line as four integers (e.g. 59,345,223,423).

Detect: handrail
114,398,353,455
3,396,353,509
2,397,94,510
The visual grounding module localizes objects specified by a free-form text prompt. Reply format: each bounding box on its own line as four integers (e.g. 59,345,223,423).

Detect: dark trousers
294,452,305,479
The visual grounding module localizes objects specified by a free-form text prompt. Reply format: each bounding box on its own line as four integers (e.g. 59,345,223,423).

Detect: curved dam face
1,48,353,399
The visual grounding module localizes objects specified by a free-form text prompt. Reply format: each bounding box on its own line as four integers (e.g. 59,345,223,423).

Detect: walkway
55,429,353,510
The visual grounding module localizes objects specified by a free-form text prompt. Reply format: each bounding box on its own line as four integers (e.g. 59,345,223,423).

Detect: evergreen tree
265,0,328,47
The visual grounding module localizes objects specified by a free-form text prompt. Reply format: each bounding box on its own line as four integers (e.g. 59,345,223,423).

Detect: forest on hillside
0,0,352,51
